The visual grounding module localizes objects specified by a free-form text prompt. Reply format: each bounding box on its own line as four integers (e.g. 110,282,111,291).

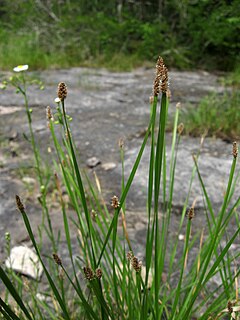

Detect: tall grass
179,90,240,141
0,58,239,319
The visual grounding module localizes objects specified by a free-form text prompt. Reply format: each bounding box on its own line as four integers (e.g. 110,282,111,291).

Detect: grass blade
0,267,33,320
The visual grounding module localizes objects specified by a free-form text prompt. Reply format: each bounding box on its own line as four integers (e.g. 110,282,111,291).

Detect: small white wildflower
13,65,29,72
178,234,185,241
54,97,61,103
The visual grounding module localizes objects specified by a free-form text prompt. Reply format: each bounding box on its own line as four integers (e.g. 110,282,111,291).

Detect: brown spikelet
111,195,120,209
95,268,102,279
16,195,24,213
53,253,62,266
127,251,133,261
83,266,94,280
118,138,124,149
153,56,169,96
227,301,233,314
232,141,238,158
160,66,169,93
187,207,195,220
131,256,142,273
177,123,184,135
46,106,53,121
57,82,67,101
176,102,181,109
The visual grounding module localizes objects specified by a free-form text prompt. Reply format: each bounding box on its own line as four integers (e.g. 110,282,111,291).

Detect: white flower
13,65,29,72
54,97,61,103
178,234,185,241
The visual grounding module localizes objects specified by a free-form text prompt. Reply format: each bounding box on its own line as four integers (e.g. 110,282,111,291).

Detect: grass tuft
0,58,239,320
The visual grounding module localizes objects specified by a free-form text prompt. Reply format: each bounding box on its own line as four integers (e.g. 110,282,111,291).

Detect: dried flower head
16,195,25,213
46,106,53,121
131,256,142,273
153,56,169,96
232,141,238,158
176,102,181,109
227,301,233,314
187,207,195,220
95,268,103,279
111,195,120,209
119,138,124,149
83,266,94,281
53,253,62,266
127,251,133,261
160,69,169,93
57,82,67,101
177,123,184,135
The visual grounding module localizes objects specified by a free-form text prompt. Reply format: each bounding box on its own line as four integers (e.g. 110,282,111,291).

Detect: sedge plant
1,66,58,254
0,57,239,319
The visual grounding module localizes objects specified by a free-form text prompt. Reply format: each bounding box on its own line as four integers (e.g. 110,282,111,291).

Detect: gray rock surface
0,67,239,265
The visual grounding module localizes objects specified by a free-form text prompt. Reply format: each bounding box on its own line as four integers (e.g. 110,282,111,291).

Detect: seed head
127,251,133,261
16,195,25,213
46,106,53,121
232,141,238,158
227,301,233,314
176,102,181,109
95,268,103,279
187,207,195,220
57,82,67,101
83,266,94,281
111,195,120,209
177,123,184,135
53,253,62,266
153,56,169,96
160,68,169,93
131,256,142,273
118,138,124,149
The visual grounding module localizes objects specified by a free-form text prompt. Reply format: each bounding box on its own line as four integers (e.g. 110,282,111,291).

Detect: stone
5,246,43,280
86,156,101,168
101,162,117,171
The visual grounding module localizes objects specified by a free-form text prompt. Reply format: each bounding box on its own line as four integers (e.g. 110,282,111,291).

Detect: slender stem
61,100,97,268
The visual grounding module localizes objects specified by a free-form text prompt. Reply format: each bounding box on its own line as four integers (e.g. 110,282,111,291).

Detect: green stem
61,100,97,268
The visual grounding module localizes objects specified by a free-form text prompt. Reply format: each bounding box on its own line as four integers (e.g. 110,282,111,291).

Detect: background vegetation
0,0,240,71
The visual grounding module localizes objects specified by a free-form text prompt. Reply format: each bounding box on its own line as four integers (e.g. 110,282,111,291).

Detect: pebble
101,162,117,171
86,156,101,168
5,246,43,280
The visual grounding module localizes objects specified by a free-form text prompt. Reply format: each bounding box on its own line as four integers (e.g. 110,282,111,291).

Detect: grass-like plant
179,90,240,141
0,58,239,319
